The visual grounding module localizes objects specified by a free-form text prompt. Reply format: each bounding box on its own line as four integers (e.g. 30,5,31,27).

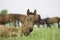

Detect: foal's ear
27,9,30,15
34,9,37,15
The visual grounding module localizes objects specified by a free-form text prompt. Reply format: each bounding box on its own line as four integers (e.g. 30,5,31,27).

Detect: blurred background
0,0,60,19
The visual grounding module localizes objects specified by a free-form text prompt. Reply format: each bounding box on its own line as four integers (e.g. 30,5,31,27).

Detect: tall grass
0,27,60,40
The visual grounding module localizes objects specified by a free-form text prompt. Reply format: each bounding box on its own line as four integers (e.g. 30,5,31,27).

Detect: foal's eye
30,18,32,20
27,19,29,22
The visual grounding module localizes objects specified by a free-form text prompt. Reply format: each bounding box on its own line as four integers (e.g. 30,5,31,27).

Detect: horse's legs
58,21,60,28
17,20,20,27
13,21,16,27
37,23,40,27
43,24,45,27
47,23,51,28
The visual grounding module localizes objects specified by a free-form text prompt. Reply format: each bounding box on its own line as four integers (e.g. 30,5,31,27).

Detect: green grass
0,26,60,40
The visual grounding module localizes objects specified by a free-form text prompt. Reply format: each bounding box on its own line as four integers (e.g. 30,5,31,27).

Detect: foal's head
22,9,36,36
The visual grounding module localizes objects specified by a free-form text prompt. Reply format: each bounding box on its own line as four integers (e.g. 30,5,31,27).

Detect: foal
21,9,36,36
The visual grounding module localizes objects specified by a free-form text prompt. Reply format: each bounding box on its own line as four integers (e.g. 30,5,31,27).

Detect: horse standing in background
0,14,19,27
14,14,26,27
0,14,26,27
46,17,60,28
34,14,41,27
0,14,14,25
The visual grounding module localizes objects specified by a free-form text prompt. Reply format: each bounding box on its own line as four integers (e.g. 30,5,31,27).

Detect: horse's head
26,9,36,32
27,9,36,15
27,9,41,27
22,9,36,36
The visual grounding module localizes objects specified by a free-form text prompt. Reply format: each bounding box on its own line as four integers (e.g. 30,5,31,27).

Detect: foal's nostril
29,27,33,32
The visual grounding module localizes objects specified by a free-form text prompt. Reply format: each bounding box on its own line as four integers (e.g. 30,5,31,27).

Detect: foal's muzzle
29,27,33,32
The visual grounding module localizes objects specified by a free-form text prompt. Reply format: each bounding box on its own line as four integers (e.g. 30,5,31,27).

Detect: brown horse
14,14,26,27
0,14,26,27
46,17,60,28
26,9,41,27
0,14,18,27
21,9,36,36
0,14,13,25
34,14,41,27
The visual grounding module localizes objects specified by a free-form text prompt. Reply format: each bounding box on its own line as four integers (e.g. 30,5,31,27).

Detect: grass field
0,26,60,40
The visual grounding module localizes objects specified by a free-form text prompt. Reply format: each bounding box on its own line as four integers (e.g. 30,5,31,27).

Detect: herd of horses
0,9,60,38
0,9,60,28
